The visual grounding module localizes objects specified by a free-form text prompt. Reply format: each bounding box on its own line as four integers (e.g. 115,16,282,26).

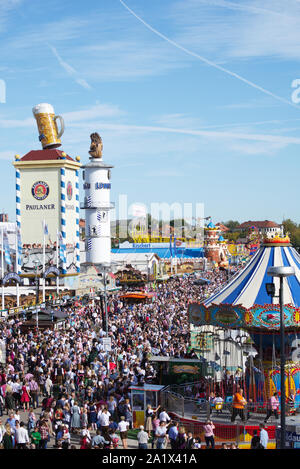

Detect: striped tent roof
204,244,300,309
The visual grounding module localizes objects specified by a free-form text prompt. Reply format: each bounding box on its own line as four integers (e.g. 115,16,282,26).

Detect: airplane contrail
119,0,299,110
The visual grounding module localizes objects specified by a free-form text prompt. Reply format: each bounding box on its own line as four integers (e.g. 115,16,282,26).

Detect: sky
1,0,300,225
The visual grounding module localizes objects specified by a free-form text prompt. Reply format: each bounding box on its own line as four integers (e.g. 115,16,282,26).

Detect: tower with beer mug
81,133,114,265
13,103,81,275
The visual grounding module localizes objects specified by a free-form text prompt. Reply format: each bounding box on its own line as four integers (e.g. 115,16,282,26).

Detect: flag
173,235,177,257
87,238,92,251
3,231,11,266
43,220,48,235
58,231,65,262
169,234,173,257
17,227,22,257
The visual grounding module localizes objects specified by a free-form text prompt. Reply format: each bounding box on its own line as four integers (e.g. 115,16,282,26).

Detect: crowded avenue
0,271,232,450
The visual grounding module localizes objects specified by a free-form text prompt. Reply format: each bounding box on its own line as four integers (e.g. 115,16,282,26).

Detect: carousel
189,233,300,408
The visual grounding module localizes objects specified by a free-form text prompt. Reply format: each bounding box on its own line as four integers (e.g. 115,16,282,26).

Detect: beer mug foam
32,103,64,149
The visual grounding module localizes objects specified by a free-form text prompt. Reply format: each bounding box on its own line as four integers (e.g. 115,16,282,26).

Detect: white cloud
62,103,126,122
171,0,300,61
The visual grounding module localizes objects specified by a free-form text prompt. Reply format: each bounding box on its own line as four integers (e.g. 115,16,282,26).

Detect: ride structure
204,221,229,268
189,233,300,407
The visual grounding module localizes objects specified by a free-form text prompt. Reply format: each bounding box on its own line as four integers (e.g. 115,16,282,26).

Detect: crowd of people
0,268,269,450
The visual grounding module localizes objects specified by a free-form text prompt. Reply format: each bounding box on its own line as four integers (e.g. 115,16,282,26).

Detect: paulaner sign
26,204,55,210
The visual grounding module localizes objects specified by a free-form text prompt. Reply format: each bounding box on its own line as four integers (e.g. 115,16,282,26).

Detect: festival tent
112,247,204,259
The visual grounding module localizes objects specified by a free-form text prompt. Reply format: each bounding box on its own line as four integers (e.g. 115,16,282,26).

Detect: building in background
238,220,283,237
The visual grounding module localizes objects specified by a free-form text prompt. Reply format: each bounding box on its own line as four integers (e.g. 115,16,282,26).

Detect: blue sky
1,0,300,225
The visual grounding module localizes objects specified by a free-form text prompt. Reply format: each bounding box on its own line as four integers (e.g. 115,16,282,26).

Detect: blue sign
95,183,111,189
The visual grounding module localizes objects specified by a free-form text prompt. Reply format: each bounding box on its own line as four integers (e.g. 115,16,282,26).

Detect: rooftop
18,149,75,162
239,220,281,229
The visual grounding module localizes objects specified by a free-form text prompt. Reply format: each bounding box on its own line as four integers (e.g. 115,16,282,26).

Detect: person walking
155,421,169,449
168,421,179,449
117,416,130,449
250,429,263,449
259,423,269,449
175,426,187,449
39,419,50,449
203,420,215,449
264,392,279,423
20,382,31,412
15,421,30,449
231,388,247,423
29,378,39,410
2,423,14,449
137,425,149,449
70,401,81,434
30,425,42,449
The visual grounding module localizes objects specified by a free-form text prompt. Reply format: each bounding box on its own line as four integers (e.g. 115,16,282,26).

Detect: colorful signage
95,182,111,189
31,181,49,200
67,181,73,200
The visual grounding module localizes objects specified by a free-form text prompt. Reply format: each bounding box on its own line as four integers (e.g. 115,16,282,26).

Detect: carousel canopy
204,242,300,309
188,237,300,331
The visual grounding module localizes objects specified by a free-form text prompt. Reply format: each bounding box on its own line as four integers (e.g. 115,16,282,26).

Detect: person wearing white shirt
159,409,171,423
118,416,129,449
259,424,269,449
99,409,111,433
15,421,29,449
137,425,149,449
0,418,5,444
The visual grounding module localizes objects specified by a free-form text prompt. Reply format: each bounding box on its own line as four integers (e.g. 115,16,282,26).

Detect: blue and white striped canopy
204,244,300,309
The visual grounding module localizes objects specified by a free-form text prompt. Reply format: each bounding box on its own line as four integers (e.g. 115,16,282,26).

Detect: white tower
81,134,114,265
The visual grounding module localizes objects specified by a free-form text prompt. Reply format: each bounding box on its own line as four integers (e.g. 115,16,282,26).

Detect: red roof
20,149,75,162
216,223,230,232
239,220,281,229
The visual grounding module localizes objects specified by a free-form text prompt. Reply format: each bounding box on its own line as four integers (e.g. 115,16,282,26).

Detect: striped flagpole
15,167,21,231
60,167,67,274
42,219,46,302
75,169,80,273
15,223,20,307
56,229,59,295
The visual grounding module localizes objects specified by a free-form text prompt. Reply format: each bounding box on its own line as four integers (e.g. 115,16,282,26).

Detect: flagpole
56,229,59,296
43,219,45,303
15,223,19,307
1,228,4,313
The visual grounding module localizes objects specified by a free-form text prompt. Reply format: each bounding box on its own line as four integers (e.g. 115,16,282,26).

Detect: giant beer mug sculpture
32,103,64,149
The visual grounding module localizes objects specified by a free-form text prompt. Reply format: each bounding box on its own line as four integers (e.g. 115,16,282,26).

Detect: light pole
97,263,112,377
33,259,40,331
266,266,295,449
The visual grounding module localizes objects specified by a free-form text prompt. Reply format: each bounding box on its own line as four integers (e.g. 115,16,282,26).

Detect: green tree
283,219,300,247
222,220,240,231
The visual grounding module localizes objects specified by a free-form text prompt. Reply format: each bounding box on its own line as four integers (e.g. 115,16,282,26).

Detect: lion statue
89,132,103,159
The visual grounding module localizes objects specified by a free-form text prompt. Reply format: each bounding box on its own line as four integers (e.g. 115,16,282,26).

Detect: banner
169,235,173,257
3,231,11,266
59,231,65,261
44,266,60,278
3,272,22,285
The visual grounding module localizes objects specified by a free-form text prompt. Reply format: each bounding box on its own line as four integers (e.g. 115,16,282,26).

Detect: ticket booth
129,384,166,428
